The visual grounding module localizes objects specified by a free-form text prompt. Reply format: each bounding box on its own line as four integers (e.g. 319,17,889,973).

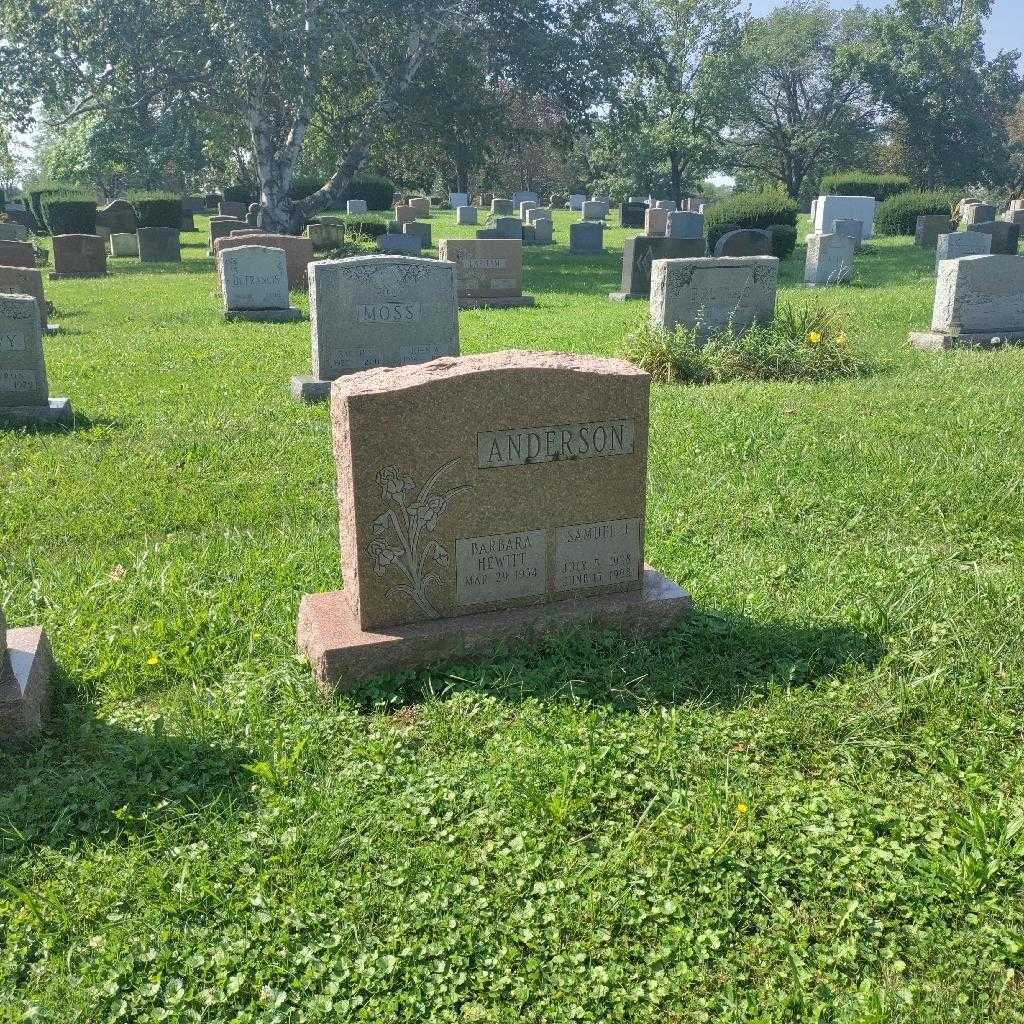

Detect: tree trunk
668,150,683,208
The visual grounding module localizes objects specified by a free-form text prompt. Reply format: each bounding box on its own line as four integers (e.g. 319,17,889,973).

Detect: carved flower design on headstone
367,460,467,616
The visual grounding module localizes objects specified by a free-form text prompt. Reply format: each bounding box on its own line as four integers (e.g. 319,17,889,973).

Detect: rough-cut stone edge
330,349,647,399
910,330,1024,351
0,398,73,426
298,567,692,692
224,307,303,322
290,376,332,402
0,626,54,741
457,296,536,309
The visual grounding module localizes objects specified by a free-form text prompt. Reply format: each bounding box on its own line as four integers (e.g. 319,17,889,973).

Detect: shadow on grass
0,680,252,854
347,609,884,713
0,410,122,436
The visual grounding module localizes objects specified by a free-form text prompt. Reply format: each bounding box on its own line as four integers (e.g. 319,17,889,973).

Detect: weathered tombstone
220,245,301,322
511,191,539,209
0,240,35,269
610,236,706,301
814,195,876,238
0,605,55,741
713,229,772,258
644,208,669,236
214,233,314,289
533,218,554,245
519,201,537,220
183,196,206,214
403,221,433,247
0,223,29,242
96,199,137,235
911,254,1024,350
137,227,181,263
494,217,523,240
522,224,537,247
915,215,953,248
208,217,247,253
475,229,500,240
666,211,704,241
449,193,470,209
523,207,548,226
179,212,196,232
1009,199,1024,213
569,222,604,254
650,256,779,342
968,220,1019,256
378,233,422,256
347,199,368,215
0,293,73,425
408,197,432,218
1002,210,1024,227
804,232,856,286
962,203,996,226
491,199,514,216
306,220,346,250
51,235,107,279
438,238,535,308
245,204,260,227
620,201,648,228
0,267,55,333
456,206,478,226
833,218,864,249
581,200,606,221
219,201,247,219
291,254,459,401
394,204,417,226
936,230,991,267
567,195,586,211
296,350,691,689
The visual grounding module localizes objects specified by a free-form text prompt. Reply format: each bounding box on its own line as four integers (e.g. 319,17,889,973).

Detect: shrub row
706,191,800,252
128,191,184,229
875,190,958,236
41,190,97,234
819,172,912,203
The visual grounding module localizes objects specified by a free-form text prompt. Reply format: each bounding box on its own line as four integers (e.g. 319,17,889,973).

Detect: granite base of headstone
296,350,692,690
911,254,1024,350
0,606,55,741
291,254,459,401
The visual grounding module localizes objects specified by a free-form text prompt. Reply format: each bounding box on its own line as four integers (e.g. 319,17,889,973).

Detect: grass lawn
2,210,1024,1022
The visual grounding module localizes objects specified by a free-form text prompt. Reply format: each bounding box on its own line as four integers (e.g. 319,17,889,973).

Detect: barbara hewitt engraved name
478,419,635,469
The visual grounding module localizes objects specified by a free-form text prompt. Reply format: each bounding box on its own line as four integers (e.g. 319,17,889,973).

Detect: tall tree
851,0,1022,188
723,1,877,200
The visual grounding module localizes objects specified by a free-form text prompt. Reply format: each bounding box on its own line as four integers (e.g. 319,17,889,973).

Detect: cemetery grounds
1,211,1024,1022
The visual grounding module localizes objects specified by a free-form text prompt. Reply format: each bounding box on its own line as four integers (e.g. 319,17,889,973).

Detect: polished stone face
330,350,650,629
0,292,49,407
437,239,523,298
932,254,1024,333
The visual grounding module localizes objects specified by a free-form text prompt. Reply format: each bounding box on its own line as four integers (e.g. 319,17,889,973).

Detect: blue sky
743,0,1023,55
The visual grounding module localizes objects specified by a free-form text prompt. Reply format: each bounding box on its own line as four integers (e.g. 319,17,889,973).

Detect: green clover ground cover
1,212,1024,1022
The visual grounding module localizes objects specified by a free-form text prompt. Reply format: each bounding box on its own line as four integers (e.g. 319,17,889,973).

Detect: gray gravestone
403,221,432,247
533,218,554,245
962,203,996,226
833,218,864,249
968,221,1019,255
220,245,300,321
491,199,514,216
378,233,423,256
347,200,368,215
0,223,29,242
110,232,139,257
137,227,181,263
620,201,647,228
650,256,779,343
581,200,606,221
292,255,460,400
0,293,72,425
915,215,953,248
666,211,705,241
936,231,991,267
804,232,856,286
494,217,523,240
610,236,706,300
713,229,772,258
569,221,604,254
456,206,478,226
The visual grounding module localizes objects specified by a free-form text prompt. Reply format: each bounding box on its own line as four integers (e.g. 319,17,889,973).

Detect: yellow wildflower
147,654,160,666
737,803,749,814
807,331,822,345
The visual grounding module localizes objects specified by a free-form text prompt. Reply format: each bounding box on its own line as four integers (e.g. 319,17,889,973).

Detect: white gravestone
346,200,368,215
804,232,856,286
814,196,876,239
220,245,300,321
292,255,459,401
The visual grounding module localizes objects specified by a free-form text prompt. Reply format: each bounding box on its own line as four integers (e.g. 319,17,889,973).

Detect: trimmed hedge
41,191,98,234
341,175,395,212
28,187,61,235
222,183,255,205
334,212,390,239
706,191,799,252
819,173,911,203
129,191,184,229
768,224,797,260
876,190,958,236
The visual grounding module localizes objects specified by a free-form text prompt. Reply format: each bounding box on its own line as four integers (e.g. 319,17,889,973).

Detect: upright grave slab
713,229,772,257
936,230,991,266
511,191,539,209
567,195,586,211
610,236,706,301
1003,211,1024,227
533,218,554,245
347,200,368,215
804,232,855,286
208,217,247,253
96,200,137,236
0,223,29,242
220,246,301,322
519,201,537,220
456,206,478,226
911,254,1024,350
0,293,73,425
297,351,692,689
833,219,864,248
569,221,604,254
814,195,876,238
915,215,953,248
491,199,514,216
650,256,778,342
214,233,314,289
393,204,417,226
0,241,35,269
621,201,648,228
449,193,470,209
292,255,459,401
219,201,247,219
438,238,535,309
644,208,669,235
968,221,1019,256
51,235,107,279
581,200,607,221
137,227,181,264
653,200,676,211
378,233,422,255
494,217,523,240
408,197,431,218
666,211,705,241
403,221,432,247
0,268,55,333
307,220,346,250
524,207,549,226
0,605,55,741
962,203,996,226
110,232,139,257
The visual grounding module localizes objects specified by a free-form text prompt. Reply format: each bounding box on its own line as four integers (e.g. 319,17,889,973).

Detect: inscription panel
479,419,635,469
355,302,421,324
555,518,641,591
0,368,39,394
456,530,546,605
0,331,27,353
